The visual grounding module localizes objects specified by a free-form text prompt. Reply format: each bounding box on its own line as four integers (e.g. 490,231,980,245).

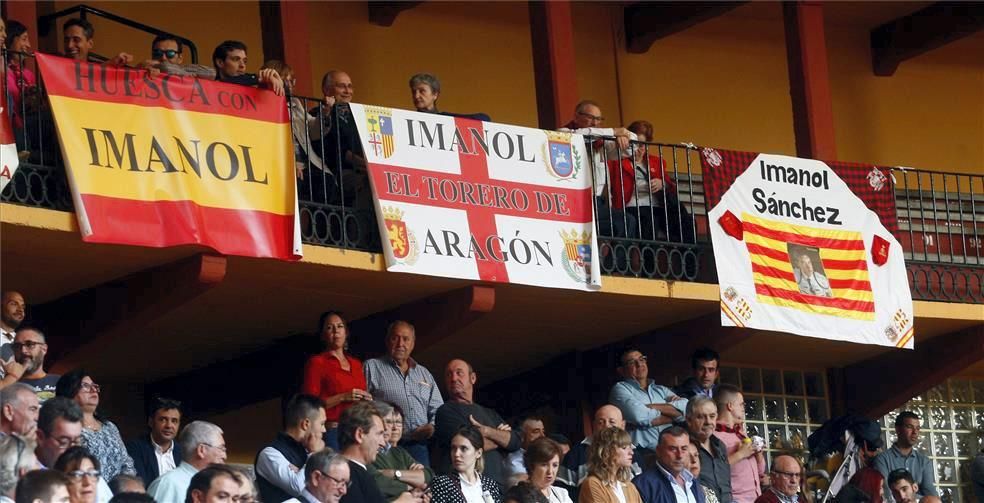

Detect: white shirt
459,474,485,503
545,486,574,503
611,481,627,503
256,446,307,497
557,127,637,197
656,463,698,503
153,438,178,479
283,488,321,503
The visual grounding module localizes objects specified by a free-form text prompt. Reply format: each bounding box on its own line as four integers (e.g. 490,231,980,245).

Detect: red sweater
302,352,366,421
605,155,673,209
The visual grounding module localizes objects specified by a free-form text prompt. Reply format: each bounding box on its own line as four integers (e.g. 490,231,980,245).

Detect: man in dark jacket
632,427,706,503
674,349,719,400
125,397,183,485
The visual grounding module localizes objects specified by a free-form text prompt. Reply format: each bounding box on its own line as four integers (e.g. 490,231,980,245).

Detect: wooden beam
624,2,746,54
871,2,984,77
783,1,837,160
840,324,984,418
258,1,314,96
43,254,226,374
529,0,579,129
368,1,423,27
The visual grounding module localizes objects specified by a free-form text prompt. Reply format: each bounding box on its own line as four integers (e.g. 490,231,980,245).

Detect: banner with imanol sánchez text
350,104,601,291
700,148,913,348
36,53,302,260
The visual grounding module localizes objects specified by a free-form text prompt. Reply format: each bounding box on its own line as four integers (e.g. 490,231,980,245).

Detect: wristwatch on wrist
394,470,403,481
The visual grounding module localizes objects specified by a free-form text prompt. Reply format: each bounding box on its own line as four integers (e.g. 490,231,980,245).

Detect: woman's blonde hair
587,427,633,483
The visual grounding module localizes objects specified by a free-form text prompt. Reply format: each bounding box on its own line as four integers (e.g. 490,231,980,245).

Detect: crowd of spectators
3,290,980,503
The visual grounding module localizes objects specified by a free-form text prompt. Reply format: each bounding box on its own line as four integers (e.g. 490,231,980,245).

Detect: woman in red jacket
302,311,372,449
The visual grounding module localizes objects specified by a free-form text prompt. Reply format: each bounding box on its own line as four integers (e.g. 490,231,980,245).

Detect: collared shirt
364,356,443,432
769,488,799,503
610,379,688,450
694,434,732,503
655,463,697,503
557,125,638,197
256,445,308,497
713,429,763,503
872,444,938,498
148,461,199,503
283,488,321,503
152,438,177,480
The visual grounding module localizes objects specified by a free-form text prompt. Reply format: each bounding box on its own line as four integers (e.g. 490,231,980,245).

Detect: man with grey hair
686,396,731,503
148,420,227,502
0,434,39,501
0,382,40,437
364,320,443,466
284,449,351,503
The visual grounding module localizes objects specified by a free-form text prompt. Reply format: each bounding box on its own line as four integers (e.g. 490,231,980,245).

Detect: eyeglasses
11,341,46,351
80,382,101,393
622,356,647,367
577,111,604,122
51,435,83,449
152,49,180,59
202,442,227,453
66,469,101,481
318,471,352,488
772,469,801,479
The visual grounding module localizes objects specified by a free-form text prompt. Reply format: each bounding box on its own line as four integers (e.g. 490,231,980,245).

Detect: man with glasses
255,394,327,503
148,420,227,503
126,397,184,485
12,326,59,402
610,348,688,452
754,455,803,503
872,411,938,501
285,449,352,503
35,397,83,468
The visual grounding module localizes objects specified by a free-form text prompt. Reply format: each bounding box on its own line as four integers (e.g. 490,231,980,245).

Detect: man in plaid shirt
364,321,444,467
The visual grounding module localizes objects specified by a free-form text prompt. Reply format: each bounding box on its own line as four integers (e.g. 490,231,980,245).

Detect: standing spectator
302,311,371,451
55,370,135,483
365,321,444,467
408,73,490,121
125,397,183,486
254,394,327,503
61,18,131,66
610,349,687,452
1,291,26,357
435,359,520,487
146,421,227,503
713,385,764,503
0,434,39,501
674,350,720,400
184,465,242,503
372,402,433,500
684,397,730,503
310,70,366,208
631,427,705,503
504,417,546,487
578,427,641,503
14,470,71,503
53,446,101,503
0,383,40,437
283,449,351,503
210,40,283,95
754,455,804,503
13,327,59,402
524,438,571,503
337,402,416,503
3,23,36,130
430,426,503,503
872,412,937,499
687,440,719,503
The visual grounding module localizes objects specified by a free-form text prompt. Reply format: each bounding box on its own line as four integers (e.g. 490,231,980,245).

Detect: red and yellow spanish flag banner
36,53,302,260
702,149,913,349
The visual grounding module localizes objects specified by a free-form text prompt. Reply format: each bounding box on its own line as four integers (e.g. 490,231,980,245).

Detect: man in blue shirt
872,411,938,500
610,348,688,451
633,426,705,503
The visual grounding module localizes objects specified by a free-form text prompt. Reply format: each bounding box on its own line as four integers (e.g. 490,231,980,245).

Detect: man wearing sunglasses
151,34,183,65
12,326,59,403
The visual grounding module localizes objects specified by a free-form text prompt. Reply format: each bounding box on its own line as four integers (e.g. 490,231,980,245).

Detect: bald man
557,405,644,501
755,455,804,503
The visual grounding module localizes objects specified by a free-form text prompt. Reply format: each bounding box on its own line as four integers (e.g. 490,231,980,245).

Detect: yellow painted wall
50,1,265,72
304,1,538,128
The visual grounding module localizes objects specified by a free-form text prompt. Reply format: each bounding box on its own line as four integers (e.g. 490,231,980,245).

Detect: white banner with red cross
351,104,601,291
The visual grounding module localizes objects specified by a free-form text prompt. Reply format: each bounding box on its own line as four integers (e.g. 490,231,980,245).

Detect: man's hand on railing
258,68,285,96
109,52,134,67
612,127,633,150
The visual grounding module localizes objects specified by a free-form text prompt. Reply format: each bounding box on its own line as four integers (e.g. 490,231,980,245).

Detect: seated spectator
125,397,183,486
310,70,368,208
338,401,416,503
504,416,546,487
578,427,641,503
0,434,39,501
430,426,503,503
673,350,719,400
687,439,718,503
371,402,433,500
284,449,351,503
184,465,242,503
229,466,257,503
14,469,71,503
610,349,687,452
107,475,144,495
754,454,804,503
61,18,131,66
548,435,570,459
302,311,371,451
55,370,135,484
364,321,444,468
1,382,40,437
146,421,226,503
260,60,329,188
836,468,884,503
558,100,637,239
684,397,730,503
13,326,59,402
107,493,154,503
254,393,327,503
558,405,643,502
713,385,764,503
53,446,101,503
211,40,283,95
632,427,704,503
409,73,491,121
523,438,571,503
435,359,520,488
505,482,549,503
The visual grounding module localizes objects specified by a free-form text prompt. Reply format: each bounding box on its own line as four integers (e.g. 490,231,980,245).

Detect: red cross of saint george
368,117,592,283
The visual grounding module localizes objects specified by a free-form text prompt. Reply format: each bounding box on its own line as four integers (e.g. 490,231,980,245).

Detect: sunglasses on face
152,49,180,59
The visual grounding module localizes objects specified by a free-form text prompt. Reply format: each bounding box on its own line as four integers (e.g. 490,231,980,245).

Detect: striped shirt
364,356,444,431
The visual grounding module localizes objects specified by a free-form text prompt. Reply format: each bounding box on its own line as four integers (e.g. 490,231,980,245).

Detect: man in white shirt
147,420,228,503
284,450,351,503
126,397,183,485
632,427,704,503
